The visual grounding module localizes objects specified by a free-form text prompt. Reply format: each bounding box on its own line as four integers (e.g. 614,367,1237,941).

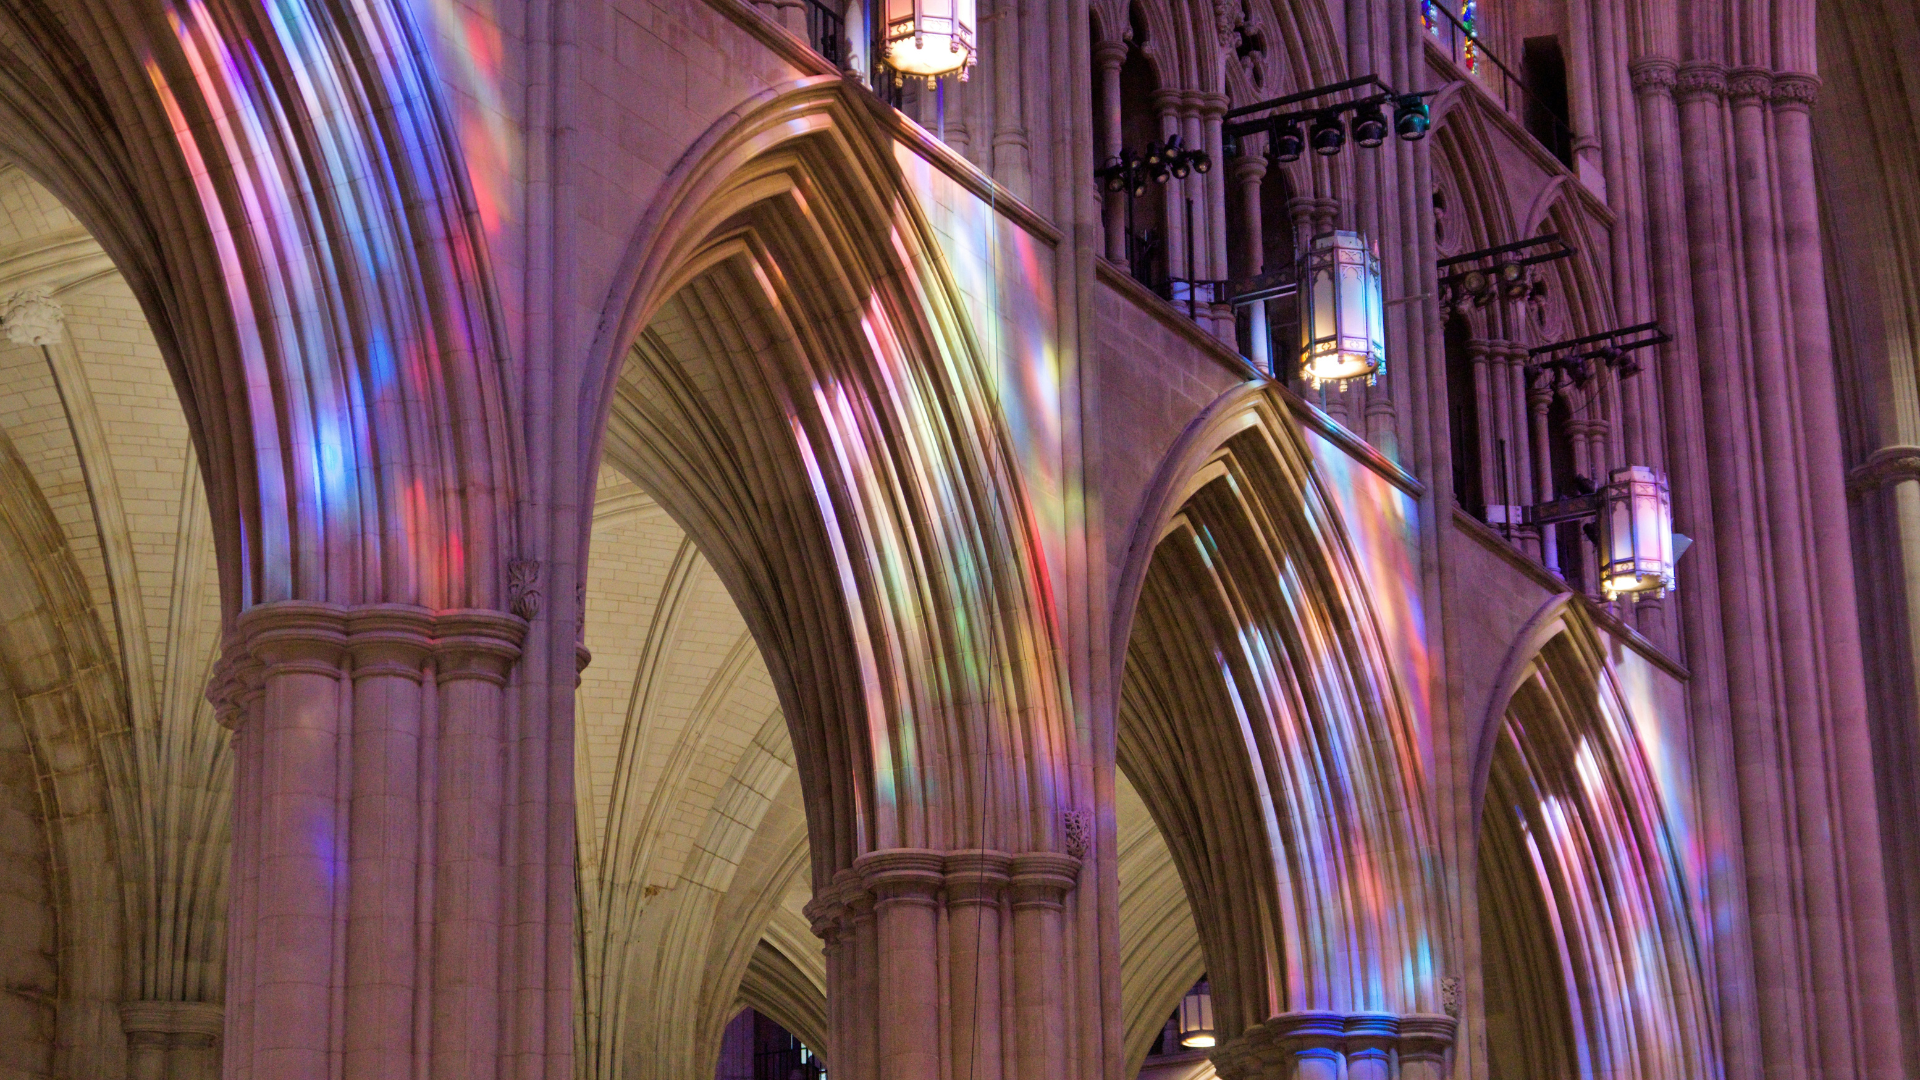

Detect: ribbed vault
0,163,228,1076
1115,390,1443,1038
1473,601,1716,1080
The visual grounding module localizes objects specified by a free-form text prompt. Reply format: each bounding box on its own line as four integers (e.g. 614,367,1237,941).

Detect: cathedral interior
0,0,1915,1078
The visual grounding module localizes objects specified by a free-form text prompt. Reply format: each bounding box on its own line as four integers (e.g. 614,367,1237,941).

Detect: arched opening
1473,612,1718,1080
1445,313,1485,517
577,83,1072,1080
1110,389,1445,1073
1117,5,1169,293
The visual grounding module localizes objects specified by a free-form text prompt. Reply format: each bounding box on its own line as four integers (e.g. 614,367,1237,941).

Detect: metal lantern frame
1176,979,1215,1048
1598,465,1676,600
1298,229,1387,388
882,0,976,81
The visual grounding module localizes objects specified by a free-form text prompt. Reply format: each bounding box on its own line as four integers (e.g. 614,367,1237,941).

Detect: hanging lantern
1598,465,1676,599
1298,230,1386,388
1177,979,1215,1048
883,0,975,80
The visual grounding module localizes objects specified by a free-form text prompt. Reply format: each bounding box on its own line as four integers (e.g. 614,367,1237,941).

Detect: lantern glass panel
885,0,976,76
1298,230,1385,387
1599,465,1676,599
1177,980,1215,1048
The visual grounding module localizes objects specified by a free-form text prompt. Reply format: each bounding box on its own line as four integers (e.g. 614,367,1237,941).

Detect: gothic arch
586,72,1073,886
0,0,520,617
1111,385,1446,1042
1470,595,1719,1080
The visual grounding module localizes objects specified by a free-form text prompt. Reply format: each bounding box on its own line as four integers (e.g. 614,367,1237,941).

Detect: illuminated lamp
1394,94,1431,139
1351,100,1389,147
1298,230,1386,387
1271,118,1306,163
1177,980,1216,1048
1310,111,1346,156
1598,465,1678,599
883,0,976,81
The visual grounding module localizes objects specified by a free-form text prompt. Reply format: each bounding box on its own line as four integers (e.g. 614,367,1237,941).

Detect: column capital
1770,72,1820,112
1675,61,1727,102
1,287,64,346
236,601,349,675
1397,1012,1456,1058
1009,851,1080,909
433,608,527,685
1726,66,1774,103
943,849,1012,906
119,1000,224,1039
1229,153,1268,187
345,604,435,680
1092,38,1128,72
1197,91,1230,117
1628,56,1678,96
855,847,947,906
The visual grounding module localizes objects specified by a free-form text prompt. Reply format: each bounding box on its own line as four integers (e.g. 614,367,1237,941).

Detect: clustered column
212,601,525,1080
805,849,1079,1080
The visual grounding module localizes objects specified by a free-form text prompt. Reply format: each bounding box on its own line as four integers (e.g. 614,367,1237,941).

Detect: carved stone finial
1440,975,1462,1017
1063,808,1091,858
1,288,63,346
507,557,542,620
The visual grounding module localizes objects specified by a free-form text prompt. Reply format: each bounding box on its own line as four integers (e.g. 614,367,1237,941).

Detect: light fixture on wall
1177,979,1216,1048
882,0,975,83
1222,75,1436,167
1298,230,1386,387
1597,466,1678,600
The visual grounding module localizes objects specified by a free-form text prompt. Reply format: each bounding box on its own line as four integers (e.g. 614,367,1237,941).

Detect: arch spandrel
587,79,1075,878
1113,385,1446,1040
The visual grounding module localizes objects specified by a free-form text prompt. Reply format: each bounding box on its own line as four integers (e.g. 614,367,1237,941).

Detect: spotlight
1150,161,1170,184
1352,100,1389,148
1271,119,1305,163
1171,156,1190,179
1191,149,1211,174
1309,111,1346,156
1394,94,1431,140
1144,140,1165,167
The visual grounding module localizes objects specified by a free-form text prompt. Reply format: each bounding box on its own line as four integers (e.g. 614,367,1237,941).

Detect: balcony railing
806,0,843,66
1421,2,1575,165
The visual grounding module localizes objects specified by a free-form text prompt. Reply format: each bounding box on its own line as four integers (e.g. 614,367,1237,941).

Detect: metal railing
806,0,843,66
1421,1,1575,164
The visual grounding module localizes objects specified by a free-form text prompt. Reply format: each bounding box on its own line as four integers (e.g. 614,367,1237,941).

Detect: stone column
217,602,525,1080
1200,92,1234,341
121,1001,224,1080
811,849,1078,1080
1468,337,1498,516
1093,39,1129,267
1231,153,1270,373
989,0,1030,198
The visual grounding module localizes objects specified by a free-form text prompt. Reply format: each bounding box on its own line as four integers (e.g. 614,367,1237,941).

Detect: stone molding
1198,91,1229,118
210,601,528,728
1727,66,1775,103
1675,61,1728,101
1010,851,1081,909
805,848,1082,934
119,1000,224,1039
1629,57,1678,95
1211,1010,1456,1080
1091,38,1129,72
1848,445,1920,495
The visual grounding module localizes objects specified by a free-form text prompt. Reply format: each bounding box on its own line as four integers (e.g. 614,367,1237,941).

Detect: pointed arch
584,78,1072,884
1471,595,1720,1080
1110,385,1445,1037
0,0,519,615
